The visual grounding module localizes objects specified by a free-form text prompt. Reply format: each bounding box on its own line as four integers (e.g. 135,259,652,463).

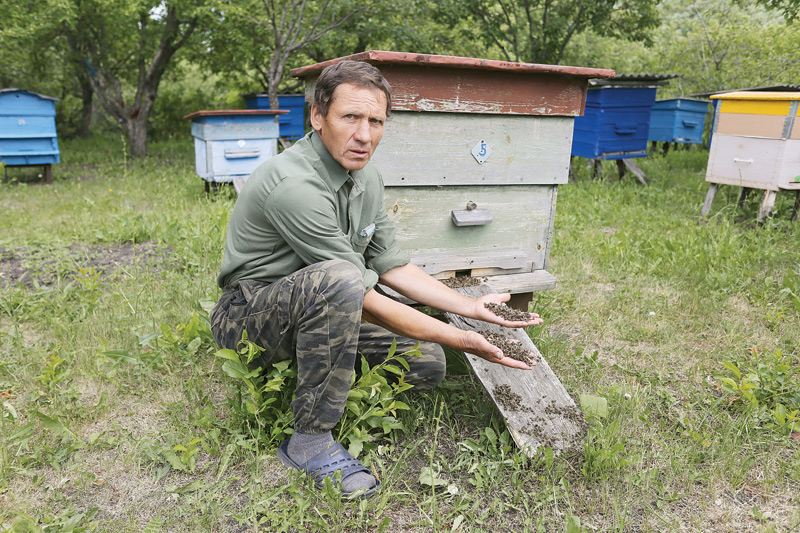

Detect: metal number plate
471,140,491,164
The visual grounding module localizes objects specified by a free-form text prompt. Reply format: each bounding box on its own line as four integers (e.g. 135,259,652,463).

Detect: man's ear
309,103,323,133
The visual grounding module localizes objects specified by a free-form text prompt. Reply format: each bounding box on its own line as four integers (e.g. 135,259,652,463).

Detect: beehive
243,94,306,140
291,51,613,304
571,75,676,160
706,91,800,191
0,88,60,182
184,110,286,189
648,98,709,145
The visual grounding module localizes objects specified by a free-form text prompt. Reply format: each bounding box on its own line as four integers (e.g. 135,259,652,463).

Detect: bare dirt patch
0,241,172,288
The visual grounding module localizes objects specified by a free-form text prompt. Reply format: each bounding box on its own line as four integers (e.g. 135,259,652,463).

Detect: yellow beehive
706,91,800,191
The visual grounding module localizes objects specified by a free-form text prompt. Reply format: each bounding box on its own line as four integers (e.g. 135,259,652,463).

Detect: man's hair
313,60,392,118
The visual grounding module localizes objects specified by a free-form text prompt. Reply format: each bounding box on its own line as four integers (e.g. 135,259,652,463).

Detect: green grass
1,138,799,531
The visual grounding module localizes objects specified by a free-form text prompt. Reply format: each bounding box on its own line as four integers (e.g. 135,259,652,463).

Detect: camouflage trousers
210,260,446,434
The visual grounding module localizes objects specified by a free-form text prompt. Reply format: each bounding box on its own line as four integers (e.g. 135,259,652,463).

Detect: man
211,60,542,497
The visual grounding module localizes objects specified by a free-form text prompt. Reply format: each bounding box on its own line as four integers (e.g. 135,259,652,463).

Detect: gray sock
287,430,376,493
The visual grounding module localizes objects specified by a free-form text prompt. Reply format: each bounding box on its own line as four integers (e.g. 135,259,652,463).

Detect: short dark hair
313,60,392,118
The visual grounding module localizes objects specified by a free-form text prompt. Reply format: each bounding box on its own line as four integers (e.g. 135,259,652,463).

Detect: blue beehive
571,75,677,160
243,93,306,140
0,88,60,181
648,98,709,144
184,109,287,189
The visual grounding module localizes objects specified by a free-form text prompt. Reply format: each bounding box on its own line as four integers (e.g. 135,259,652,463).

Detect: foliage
717,348,800,435
216,334,417,457
435,0,661,64
753,0,800,20
565,0,800,96
216,332,297,448
336,339,418,458
54,0,217,155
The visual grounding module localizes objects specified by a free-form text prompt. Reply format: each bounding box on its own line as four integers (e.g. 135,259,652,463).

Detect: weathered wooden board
444,283,586,457
371,113,574,187
706,134,800,191
292,51,614,117
715,113,787,139
384,185,557,272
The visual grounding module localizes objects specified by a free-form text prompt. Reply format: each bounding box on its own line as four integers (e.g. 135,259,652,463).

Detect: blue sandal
277,439,381,498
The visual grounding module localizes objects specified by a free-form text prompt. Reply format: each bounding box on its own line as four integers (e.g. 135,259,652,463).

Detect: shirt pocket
350,232,372,254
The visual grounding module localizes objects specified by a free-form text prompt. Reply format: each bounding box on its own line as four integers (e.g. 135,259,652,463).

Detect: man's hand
460,330,533,370
471,293,543,328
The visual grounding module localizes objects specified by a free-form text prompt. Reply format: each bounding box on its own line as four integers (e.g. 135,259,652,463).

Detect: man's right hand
460,330,533,370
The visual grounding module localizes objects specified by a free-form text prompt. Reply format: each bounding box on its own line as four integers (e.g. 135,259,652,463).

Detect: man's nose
353,119,371,142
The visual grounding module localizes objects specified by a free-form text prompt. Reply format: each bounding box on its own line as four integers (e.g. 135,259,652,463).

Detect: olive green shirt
216,131,409,291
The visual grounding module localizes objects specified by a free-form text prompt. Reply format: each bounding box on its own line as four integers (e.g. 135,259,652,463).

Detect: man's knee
404,342,446,391
311,260,364,301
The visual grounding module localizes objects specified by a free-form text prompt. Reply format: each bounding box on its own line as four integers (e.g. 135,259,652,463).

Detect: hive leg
593,159,603,180
623,159,649,185
791,191,799,222
616,159,626,180
701,184,719,216
44,164,52,184
757,190,778,224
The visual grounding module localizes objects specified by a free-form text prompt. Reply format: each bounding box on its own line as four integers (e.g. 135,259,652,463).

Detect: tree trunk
125,117,149,157
77,73,93,138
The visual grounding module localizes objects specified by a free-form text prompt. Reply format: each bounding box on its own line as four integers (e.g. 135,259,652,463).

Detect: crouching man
211,60,542,498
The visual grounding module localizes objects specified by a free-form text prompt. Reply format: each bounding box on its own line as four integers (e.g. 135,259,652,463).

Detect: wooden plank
411,250,528,277
444,283,586,457
700,183,718,216
705,134,782,190
482,271,557,294
715,113,787,139
291,50,614,81
718,99,792,116
291,52,614,117
384,185,556,271
371,113,574,187
377,270,557,305
622,159,649,186
758,190,778,223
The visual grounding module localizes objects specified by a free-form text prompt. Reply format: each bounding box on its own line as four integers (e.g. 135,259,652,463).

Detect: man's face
310,82,387,171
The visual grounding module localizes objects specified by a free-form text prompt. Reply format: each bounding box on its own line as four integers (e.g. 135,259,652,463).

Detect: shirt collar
309,131,365,193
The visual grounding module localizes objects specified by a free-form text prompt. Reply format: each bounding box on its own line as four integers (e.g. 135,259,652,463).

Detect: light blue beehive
0,89,61,180
184,110,287,187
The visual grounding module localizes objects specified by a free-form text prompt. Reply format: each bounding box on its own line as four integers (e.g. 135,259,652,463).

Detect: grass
1,136,799,532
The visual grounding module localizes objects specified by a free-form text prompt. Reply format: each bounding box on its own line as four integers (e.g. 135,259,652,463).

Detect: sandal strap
305,442,372,485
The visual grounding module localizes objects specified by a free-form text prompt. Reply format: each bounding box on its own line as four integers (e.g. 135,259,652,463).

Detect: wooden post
506,292,533,312
792,191,799,222
757,190,778,223
622,159,649,185
701,184,719,216
444,283,586,457
44,164,53,184
592,159,603,180
616,159,626,181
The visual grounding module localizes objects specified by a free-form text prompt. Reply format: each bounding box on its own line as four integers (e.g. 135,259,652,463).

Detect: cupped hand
473,293,543,328
460,330,533,370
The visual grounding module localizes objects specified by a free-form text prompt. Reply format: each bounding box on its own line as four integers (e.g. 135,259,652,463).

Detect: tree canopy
2,0,799,154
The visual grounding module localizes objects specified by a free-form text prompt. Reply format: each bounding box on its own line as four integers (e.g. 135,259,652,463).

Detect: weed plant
1,140,799,531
